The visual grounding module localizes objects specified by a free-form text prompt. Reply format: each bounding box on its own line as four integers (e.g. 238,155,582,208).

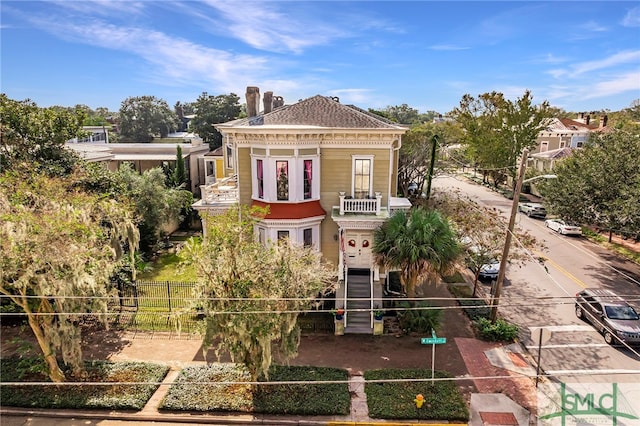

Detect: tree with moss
183,205,335,382
373,208,459,301
0,168,139,382
118,95,179,142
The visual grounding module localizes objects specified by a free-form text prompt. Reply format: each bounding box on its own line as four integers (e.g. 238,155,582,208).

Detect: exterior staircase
345,269,372,334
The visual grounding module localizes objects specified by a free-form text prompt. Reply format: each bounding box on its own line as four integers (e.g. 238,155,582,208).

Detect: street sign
421,337,446,345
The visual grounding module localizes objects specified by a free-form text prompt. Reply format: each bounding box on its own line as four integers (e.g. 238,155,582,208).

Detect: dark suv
575,288,640,345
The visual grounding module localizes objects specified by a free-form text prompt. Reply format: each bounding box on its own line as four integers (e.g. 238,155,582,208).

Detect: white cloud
548,50,640,78
429,44,469,51
199,1,349,54
622,6,640,27
581,71,640,100
28,15,270,91
52,0,146,16
327,88,374,104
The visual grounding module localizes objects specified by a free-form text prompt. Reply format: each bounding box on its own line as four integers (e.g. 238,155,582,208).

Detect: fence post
133,282,139,310
167,281,172,312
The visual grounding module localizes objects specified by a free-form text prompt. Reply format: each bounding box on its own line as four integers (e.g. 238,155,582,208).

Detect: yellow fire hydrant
414,393,425,409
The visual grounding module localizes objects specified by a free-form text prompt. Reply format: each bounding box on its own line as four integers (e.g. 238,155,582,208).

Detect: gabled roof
226,95,405,129
530,147,574,159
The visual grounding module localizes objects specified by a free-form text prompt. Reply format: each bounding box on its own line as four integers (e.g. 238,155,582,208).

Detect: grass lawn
137,251,198,282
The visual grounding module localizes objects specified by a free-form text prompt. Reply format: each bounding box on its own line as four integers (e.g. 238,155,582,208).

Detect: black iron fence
113,280,198,312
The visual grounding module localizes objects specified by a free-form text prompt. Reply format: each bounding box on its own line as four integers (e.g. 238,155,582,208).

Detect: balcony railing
199,175,238,205
339,192,382,215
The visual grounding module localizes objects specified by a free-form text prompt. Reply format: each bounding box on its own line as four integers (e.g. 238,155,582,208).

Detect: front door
344,232,372,268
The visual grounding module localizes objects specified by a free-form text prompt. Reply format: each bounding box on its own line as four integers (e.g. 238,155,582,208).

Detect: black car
575,288,640,345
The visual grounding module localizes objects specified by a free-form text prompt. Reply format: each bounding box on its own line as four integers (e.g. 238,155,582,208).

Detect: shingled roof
230,95,404,129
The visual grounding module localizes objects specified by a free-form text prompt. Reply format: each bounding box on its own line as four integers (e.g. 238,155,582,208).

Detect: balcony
338,192,382,215
196,175,238,206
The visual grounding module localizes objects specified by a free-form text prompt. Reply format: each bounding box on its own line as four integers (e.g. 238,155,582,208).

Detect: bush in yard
475,317,519,341
364,368,468,421
0,358,168,410
161,363,350,416
254,365,350,415
161,363,253,412
396,301,442,334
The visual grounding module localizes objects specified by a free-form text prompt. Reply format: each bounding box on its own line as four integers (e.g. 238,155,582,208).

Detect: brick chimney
263,91,273,114
273,96,284,108
246,86,260,117
600,115,608,128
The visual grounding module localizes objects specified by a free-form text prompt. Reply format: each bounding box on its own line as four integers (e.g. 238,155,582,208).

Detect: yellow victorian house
193,87,410,333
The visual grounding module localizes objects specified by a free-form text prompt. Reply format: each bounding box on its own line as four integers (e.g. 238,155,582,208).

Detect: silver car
575,288,640,345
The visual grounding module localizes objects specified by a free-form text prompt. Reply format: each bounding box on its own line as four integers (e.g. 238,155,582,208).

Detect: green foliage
398,121,464,199
162,364,350,415
441,271,465,284
539,129,640,238
364,368,469,421
396,301,443,334
373,208,459,299
162,363,253,412
137,251,198,282
0,359,168,409
475,317,519,341
0,169,140,382
170,145,187,188
0,94,84,174
117,165,193,253
184,205,336,382
118,95,179,142
450,90,552,186
254,366,350,415
190,92,241,149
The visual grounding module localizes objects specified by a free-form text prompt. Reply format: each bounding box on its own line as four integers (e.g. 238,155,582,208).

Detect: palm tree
373,208,460,301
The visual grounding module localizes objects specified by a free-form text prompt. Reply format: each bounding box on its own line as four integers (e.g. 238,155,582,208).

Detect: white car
545,218,582,236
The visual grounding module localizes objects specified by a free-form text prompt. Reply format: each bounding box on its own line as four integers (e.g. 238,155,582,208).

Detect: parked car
476,259,500,281
518,202,547,218
544,218,582,236
575,288,640,345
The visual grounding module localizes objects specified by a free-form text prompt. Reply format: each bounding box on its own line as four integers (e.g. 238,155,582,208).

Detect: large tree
450,90,552,188
540,129,640,241
0,168,139,382
373,208,459,301
118,96,179,142
183,205,335,382
398,120,464,200
189,92,241,150
0,94,85,174
117,165,193,252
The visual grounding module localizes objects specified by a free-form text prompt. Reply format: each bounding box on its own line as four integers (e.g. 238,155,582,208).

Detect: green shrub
475,317,519,341
396,301,442,334
441,271,465,284
254,365,350,415
364,368,468,421
161,363,253,412
161,364,350,416
0,359,168,410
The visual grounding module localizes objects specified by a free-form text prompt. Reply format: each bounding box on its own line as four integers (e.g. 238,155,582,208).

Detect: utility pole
490,149,528,323
425,134,438,201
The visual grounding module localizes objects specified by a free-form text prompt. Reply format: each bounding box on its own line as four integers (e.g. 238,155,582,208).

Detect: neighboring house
532,113,608,154
193,86,411,334
67,130,210,194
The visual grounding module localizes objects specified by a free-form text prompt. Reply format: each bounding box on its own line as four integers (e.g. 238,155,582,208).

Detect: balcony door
344,232,372,268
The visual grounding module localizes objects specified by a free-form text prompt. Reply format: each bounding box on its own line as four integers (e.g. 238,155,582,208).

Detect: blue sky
2,1,639,115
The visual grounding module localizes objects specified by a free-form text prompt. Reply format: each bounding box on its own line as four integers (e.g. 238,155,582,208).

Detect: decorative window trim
351,155,374,199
